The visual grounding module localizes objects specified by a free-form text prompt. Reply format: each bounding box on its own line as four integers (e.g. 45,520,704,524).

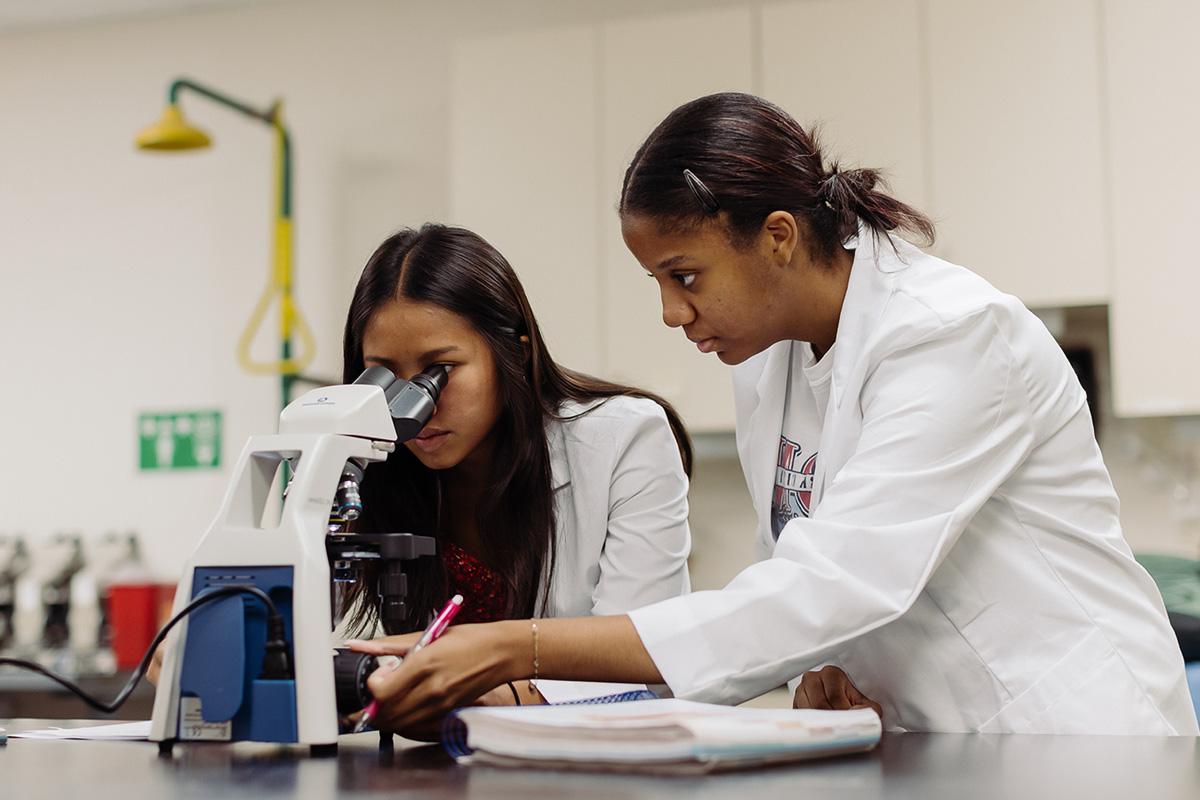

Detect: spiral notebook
443,697,881,774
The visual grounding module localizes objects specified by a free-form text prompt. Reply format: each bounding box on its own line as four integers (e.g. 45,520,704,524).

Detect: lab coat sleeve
628,308,1037,704
590,402,692,616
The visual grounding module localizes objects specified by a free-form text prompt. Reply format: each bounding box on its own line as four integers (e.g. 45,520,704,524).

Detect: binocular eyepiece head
353,364,449,442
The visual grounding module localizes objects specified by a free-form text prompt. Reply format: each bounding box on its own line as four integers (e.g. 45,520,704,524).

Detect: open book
443,698,881,774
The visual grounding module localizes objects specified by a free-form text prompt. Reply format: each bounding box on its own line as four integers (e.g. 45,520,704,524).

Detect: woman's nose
661,296,695,329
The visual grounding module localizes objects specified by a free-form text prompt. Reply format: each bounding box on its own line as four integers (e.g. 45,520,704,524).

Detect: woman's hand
792,665,883,721
346,621,524,733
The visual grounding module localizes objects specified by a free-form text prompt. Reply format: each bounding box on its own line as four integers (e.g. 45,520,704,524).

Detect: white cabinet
447,1,1200,425
924,0,1108,307
449,25,602,374
761,0,928,213
599,6,754,432
1102,0,1200,415
448,10,751,430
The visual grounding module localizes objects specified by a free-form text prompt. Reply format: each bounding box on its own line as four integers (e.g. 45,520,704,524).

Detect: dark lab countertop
1,718,1198,800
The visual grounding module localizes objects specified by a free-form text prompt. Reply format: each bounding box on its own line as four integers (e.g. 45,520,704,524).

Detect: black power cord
0,584,291,714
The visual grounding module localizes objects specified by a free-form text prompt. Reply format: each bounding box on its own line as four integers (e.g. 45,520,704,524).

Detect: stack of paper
10,721,151,741
445,698,880,774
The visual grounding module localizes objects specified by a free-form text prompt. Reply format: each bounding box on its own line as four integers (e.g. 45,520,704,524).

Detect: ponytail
620,93,935,262
814,164,936,255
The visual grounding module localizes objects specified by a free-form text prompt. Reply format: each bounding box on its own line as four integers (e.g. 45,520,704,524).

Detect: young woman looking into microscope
150,224,693,727
338,222,692,716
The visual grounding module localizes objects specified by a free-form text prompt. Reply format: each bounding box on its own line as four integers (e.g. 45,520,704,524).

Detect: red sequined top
440,541,509,624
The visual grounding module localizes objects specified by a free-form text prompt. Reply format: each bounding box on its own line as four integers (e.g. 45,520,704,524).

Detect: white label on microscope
179,696,232,741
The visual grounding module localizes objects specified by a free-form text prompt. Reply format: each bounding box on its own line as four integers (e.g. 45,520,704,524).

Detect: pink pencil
353,594,464,733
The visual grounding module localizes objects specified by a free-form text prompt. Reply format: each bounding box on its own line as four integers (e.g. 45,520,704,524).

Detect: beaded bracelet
528,620,540,698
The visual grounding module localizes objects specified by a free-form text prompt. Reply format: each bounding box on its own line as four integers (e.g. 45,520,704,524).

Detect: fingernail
378,655,401,673
342,639,366,647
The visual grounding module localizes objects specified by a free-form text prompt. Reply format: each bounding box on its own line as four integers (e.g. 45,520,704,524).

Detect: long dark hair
619,92,935,261
341,224,692,635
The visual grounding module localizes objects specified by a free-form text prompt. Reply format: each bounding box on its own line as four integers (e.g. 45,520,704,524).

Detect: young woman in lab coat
338,223,691,656
352,94,1198,736
150,224,693,712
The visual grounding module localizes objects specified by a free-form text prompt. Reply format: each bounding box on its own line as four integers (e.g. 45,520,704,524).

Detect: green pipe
168,78,272,122
279,127,292,218
169,77,298,412
279,127,293,410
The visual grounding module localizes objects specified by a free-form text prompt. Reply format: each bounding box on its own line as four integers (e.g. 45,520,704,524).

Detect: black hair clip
683,169,720,214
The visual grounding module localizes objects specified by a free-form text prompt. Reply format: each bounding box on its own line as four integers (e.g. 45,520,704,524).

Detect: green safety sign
138,410,223,470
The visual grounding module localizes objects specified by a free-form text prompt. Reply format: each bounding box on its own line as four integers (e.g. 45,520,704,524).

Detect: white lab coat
630,226,1198,735
345,395,691,703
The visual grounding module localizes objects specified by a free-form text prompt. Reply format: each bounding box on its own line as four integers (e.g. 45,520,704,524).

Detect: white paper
534,681,649,704
10,720,151,741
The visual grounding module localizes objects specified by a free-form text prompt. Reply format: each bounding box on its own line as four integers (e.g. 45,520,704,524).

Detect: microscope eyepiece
348,364,447,442
408,364,449,403
385,365,447,442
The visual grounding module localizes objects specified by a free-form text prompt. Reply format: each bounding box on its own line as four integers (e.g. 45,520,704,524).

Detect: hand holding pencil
351,593,463,733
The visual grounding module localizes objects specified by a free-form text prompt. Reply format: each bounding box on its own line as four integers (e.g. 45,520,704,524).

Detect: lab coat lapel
830,225,904,410
547,419,572,491
738,342,791,534
813,226,904,505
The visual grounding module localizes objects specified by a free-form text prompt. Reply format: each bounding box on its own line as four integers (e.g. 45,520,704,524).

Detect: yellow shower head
134,104,211,150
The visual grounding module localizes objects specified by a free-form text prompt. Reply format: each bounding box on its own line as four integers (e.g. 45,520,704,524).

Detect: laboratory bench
1,718,1198,800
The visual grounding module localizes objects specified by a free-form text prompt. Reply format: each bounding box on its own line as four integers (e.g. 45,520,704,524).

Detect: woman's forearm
495,614,664,685
354,614,665,730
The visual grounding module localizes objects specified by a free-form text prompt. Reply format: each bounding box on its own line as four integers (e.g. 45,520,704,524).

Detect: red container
107,583,161,670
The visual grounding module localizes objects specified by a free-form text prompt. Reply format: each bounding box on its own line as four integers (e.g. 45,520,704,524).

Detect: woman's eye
673,273,696,288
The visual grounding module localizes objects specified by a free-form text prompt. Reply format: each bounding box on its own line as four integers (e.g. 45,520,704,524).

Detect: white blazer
630,225,1198,735
540,394,692,617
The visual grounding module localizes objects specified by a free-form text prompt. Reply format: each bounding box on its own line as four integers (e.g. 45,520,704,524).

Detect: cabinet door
925,0,1108,307
449,25,601,373
600,7,754,432
1103,0,1200,415
762,0,928,215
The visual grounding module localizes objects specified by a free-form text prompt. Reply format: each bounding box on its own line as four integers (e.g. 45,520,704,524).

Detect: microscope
0,535,30,652
150,365,446,755
89,531,144,654
36,533,85,650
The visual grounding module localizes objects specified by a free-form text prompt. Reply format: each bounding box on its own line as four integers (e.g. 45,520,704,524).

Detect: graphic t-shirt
771,341,835,540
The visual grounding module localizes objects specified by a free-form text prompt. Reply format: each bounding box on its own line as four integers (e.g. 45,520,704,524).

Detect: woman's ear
762,210,800,267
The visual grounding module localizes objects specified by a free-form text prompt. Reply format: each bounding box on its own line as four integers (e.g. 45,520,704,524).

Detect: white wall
0,0,457,579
